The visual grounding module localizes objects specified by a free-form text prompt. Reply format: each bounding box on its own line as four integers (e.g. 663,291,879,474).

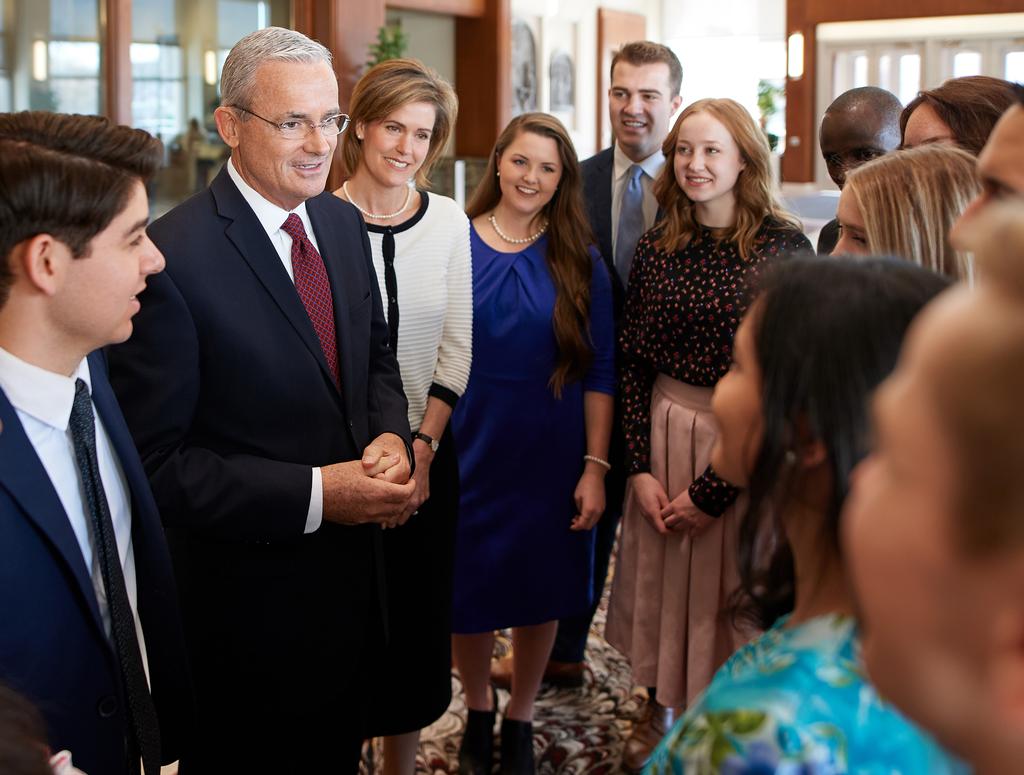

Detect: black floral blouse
619,217,813,516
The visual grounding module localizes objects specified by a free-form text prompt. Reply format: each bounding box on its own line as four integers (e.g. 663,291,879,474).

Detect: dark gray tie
615,163,646,287
69,379,161,775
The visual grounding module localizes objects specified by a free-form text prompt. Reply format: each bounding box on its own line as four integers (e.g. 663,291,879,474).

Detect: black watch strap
413,431,439,452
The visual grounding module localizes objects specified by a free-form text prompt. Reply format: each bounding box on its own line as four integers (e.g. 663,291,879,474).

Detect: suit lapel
87,353,159,535
587,148,620,300
0,385,106,638
307,196,358,419
592,147,614,261
211,169,339,394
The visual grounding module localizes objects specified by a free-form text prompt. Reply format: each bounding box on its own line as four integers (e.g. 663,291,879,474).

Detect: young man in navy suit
0,112,192,775
108,27,415,773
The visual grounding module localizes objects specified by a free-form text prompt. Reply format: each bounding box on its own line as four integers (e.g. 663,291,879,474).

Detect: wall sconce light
787,32,804,80
204,50,217,86
32,40,47,81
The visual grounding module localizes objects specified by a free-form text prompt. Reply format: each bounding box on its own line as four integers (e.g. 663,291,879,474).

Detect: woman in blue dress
451,112,615,775
646,258,963,773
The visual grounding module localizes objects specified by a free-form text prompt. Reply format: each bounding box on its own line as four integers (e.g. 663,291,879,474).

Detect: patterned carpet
360,587,646,774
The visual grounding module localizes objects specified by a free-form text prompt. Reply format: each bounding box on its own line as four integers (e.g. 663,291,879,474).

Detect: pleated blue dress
451,226,615,634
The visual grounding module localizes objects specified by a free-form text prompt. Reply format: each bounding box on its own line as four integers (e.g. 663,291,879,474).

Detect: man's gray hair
220,27,333,110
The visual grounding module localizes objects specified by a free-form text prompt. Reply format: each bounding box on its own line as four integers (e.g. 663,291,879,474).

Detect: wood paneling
454,0,510,157
300,0,385,189
103,0,132,125
804,0,1024,23
596,9,646,152
388,0,485,16
784,0,1023,181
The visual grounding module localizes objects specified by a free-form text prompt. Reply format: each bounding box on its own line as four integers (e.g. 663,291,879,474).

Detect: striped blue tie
615,164,645,287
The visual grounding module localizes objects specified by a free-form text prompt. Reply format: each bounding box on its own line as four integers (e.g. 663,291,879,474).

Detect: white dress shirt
0,347,150,683
611,144,665,263
226,158,324,534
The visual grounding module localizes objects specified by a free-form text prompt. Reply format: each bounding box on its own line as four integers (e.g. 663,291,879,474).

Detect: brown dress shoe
489,656,585,691
621,699,683,773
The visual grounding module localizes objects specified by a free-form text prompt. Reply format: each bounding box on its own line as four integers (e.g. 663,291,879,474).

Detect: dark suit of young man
546,146,660,669
0,112,191,775
544,46,682,690
0,352,192,775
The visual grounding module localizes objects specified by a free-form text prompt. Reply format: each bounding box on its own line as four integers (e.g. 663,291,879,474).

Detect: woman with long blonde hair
833,144,981,281
605,98,812,771
450,112,614,775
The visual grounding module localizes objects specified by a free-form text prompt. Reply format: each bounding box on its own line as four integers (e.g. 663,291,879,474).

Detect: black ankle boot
459,707,496,775
498,718,535,775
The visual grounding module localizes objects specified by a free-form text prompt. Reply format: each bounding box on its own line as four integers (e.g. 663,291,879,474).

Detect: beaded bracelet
583,454,612,470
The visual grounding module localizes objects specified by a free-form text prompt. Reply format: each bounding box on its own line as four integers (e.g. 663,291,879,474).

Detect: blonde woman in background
832,144,981,281
334,58,472,775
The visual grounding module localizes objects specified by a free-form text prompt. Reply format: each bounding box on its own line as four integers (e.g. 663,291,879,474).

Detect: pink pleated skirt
605,374,757,708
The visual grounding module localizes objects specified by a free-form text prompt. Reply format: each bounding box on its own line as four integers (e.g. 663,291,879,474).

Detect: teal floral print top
643,614,966,774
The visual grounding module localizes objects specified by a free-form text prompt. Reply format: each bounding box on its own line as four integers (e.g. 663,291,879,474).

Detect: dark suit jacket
580,146,636,516
581,147,623,320
0,350,192,775
107,169,410,742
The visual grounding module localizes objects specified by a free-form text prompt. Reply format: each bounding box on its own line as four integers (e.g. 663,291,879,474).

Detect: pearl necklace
488,213,547,244
343,181,413,220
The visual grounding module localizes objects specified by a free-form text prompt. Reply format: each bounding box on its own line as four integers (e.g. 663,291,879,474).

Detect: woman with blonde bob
843,202,1024,773
606,97,811,771
832,144,980,281
451,112,614,775
333,59,472,774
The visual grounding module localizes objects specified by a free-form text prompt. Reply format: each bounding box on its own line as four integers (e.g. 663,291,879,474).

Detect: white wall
385,8,456,86
513,0,662,158
661,0,786,127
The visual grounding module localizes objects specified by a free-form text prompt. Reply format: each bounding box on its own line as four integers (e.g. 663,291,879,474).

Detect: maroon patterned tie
281,214,340,387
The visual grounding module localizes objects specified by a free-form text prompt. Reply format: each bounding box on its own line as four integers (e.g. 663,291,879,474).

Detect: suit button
97,696,118,718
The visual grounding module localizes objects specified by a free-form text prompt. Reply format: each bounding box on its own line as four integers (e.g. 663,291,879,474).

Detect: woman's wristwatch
413,431,440,452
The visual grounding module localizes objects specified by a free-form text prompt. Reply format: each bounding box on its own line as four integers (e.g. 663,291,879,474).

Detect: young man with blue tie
0,111,192,775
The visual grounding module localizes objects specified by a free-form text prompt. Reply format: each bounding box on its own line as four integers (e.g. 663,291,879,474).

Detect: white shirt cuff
305,467,324,533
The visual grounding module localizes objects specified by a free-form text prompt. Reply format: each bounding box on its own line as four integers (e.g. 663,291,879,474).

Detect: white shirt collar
613,143,664,183
0,347,91,432
226,157,314,240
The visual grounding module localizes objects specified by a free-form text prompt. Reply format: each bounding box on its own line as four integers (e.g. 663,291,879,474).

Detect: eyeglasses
231,106,351,139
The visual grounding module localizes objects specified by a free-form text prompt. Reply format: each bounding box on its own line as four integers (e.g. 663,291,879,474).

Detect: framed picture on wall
511,16,542,116
543,18,579,131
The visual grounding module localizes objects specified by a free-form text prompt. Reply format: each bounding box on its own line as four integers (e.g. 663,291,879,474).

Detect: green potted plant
367,24,408,68
757,79,783,152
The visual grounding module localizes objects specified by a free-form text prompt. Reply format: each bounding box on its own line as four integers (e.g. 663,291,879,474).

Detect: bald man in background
817,86,903,254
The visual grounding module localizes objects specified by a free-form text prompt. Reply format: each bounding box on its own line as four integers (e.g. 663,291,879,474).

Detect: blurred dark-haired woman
645,258,961,773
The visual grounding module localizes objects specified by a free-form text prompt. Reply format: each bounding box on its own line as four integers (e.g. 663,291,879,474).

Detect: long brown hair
467,113,595,396
654,98,800,260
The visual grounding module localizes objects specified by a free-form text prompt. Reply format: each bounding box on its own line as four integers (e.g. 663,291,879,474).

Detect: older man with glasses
108,27,414,774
